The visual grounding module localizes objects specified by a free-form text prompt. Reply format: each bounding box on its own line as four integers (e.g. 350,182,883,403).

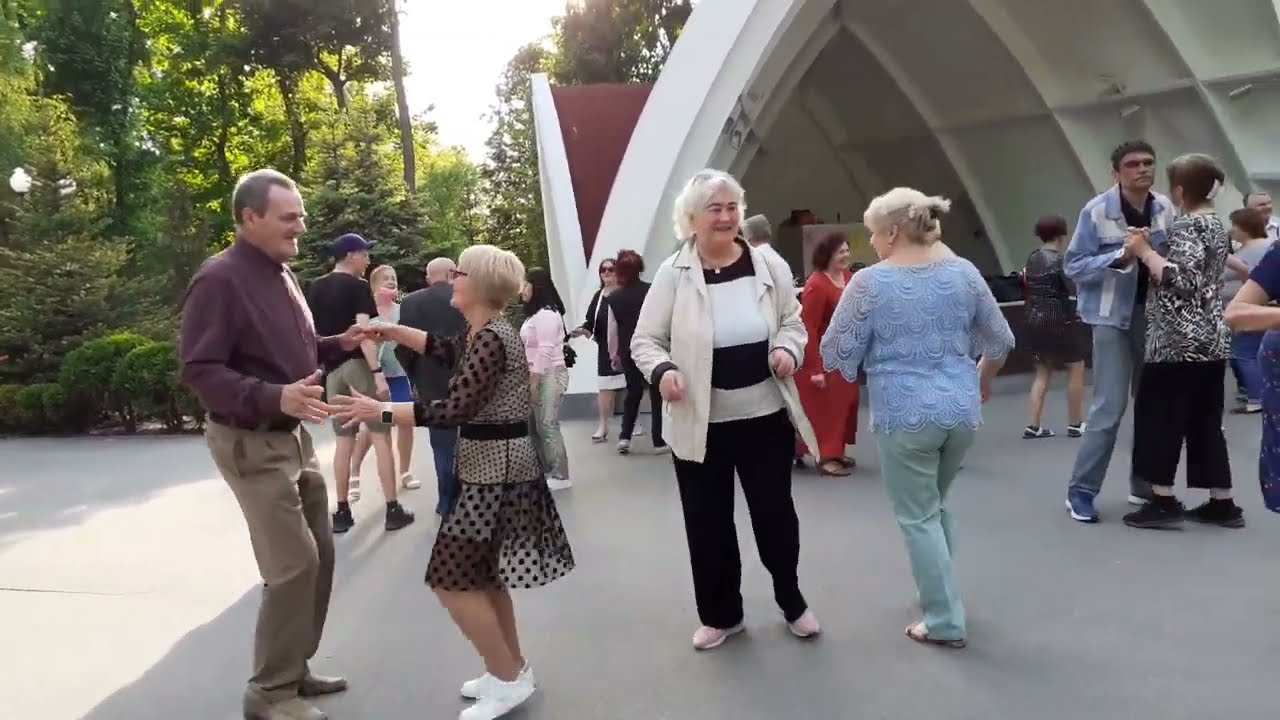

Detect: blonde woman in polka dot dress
332,244,574,720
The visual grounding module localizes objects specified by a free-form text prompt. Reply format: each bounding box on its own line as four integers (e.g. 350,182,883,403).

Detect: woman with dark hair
519,267,572,490
606,249,667,455
1124,153,1242,529
571,259,628,440
1020,215,1087,439
1221,207,1271,413
796,232,859,476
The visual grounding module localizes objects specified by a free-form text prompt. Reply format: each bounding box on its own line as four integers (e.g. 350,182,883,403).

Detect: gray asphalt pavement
0,392,1273,720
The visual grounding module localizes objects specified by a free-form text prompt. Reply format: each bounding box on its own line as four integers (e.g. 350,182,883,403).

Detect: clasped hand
1123,227,1153,261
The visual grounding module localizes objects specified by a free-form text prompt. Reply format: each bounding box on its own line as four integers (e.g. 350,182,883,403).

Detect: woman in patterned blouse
1122,154,1244,530
332,244,574,720
820,187,1015,649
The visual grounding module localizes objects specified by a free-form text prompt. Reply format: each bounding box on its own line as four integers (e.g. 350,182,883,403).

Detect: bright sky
400,0,567,160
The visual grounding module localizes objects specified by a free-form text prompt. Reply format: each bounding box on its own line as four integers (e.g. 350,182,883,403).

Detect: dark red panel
549,83,653,260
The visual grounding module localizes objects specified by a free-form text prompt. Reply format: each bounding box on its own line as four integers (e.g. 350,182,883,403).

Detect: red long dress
795,270,860,462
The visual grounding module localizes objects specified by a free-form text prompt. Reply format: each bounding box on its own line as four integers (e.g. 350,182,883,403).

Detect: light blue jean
1068,313,1152,498
875,423,975,641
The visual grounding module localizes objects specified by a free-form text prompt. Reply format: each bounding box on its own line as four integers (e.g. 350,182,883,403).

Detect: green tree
481,43,549,269
549,0,692,84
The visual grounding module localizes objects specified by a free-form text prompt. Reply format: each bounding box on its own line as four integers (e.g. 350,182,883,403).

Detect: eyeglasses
600,266,615,274
448,269,468,280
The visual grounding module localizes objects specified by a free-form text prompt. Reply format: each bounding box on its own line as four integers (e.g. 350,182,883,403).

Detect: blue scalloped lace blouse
819,258,1015,434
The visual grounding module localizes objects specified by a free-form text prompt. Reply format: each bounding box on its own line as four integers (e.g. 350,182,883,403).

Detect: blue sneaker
1065,489,1099,523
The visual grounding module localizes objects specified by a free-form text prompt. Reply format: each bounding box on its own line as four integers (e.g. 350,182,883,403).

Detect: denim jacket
1064,185,1176,330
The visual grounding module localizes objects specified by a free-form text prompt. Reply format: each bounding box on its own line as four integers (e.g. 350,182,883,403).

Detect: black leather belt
459,421,528,441
208,413,300,433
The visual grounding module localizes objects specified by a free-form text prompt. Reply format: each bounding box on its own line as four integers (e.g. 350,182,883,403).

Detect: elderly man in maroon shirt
181,169,360,720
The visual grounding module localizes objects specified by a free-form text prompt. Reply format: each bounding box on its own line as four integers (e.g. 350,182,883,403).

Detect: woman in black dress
1022,215,1087,439
571,259,626,441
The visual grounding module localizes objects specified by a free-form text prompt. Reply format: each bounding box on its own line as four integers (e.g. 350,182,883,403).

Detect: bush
59,332,151,431
41,383,68,432
111,341,191,431
0,384,22,434
15,384,50,431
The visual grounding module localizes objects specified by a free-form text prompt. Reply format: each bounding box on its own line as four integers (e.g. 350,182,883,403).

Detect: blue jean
875,424,974,640
429,427,458,516
1068,314,1152,498
1231,331,1264,404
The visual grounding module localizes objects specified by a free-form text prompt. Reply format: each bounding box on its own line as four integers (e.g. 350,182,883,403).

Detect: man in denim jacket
1063,140,1177,523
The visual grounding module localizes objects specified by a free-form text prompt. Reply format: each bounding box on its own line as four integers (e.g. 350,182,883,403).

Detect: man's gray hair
232,169,297,225
743,214,772,244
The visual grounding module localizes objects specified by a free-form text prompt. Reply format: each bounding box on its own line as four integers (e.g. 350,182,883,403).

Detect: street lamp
9,167,75,197
9,168,32,194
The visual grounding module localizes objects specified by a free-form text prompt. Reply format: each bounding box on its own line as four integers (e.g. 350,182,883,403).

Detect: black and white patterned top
705,249,786,422
1144,213,1231,363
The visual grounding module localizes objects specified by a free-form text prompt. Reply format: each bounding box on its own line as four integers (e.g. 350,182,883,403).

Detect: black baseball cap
332,233,375,259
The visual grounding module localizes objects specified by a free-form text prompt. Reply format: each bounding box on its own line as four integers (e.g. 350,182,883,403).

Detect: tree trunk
275,71,307,176
388,0,416,193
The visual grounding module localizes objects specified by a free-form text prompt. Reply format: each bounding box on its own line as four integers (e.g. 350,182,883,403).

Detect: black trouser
1132,360,1232,490
620,356,664,446
672,409,807,628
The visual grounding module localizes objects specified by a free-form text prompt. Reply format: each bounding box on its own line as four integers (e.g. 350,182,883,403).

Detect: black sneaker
384,501,416,531
1123,496,1185,529
1023,425,1054,439
332,505,355,534
1066,423,1085,438
1185,499,1245,528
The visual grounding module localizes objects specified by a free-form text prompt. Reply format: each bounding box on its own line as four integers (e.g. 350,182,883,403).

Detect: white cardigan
630,241,818,463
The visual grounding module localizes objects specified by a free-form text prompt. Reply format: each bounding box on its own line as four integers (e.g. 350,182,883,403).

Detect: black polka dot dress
413,316,575,591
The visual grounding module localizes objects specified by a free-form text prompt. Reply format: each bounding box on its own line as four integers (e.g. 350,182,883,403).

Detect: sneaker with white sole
692,622,744,650
400,472,420,490
347,477,361,503
787,609,821,638
459,672,535,720
460,665,535,700
617,439,631,455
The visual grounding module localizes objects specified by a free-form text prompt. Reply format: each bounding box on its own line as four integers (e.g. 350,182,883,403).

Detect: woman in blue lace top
820,187,1014,648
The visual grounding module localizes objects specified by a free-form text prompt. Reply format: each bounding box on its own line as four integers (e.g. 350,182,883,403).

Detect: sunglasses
600,266,616,274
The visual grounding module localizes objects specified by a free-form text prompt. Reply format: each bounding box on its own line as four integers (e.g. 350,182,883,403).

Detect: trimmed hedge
59,332,151,431
111,341,196,431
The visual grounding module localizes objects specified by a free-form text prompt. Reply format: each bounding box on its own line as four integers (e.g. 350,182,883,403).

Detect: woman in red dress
797,232,860,476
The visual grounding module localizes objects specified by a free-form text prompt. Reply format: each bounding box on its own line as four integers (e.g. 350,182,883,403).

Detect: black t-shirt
305,271,378,369
604,280,651,362
1121,194,1154,306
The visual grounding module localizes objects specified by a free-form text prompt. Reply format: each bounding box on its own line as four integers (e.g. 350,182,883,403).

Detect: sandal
347,476,362,503
905,622,965,648
837,456,856,468
591,430,609,443
818,460,851,477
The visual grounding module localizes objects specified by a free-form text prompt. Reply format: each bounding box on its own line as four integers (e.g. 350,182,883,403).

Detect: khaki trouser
325,357,391,437
206,421,335,703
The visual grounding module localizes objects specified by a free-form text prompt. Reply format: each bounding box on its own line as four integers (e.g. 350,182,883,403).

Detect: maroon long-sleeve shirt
180,238,344,427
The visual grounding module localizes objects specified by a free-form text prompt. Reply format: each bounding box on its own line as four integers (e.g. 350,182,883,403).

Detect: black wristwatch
380,402,393,425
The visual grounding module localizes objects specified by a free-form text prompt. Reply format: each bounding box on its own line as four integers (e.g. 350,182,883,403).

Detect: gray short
325,358,391,437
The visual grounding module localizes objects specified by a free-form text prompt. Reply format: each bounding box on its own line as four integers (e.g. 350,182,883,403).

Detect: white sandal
348,477,361,503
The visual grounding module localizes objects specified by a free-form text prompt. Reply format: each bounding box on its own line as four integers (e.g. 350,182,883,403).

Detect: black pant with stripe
672,409,808,628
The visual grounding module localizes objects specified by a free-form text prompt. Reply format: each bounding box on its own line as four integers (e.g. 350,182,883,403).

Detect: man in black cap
305,233,415,533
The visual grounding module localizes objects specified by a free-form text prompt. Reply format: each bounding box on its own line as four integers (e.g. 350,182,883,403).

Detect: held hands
338,324,371,351
374,373,390,401
329,389,383,430
769,348,797,378
659,369,687,402
280,370,335,423
1124,227,1153,261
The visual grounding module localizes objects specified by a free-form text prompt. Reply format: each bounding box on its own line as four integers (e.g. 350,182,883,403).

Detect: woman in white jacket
631,169,821,651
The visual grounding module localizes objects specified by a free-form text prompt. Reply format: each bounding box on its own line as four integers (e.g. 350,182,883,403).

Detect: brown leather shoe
243,696,328,720
299,673,349,697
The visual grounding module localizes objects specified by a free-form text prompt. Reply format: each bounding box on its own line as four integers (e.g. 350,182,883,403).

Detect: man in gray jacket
397,256,466,517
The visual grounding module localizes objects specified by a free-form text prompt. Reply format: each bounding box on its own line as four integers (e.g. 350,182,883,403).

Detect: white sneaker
546,477,573,491
617,439,631,455
400,472,420,490
459,672,535,719
459,665,535,699
347,477,361,503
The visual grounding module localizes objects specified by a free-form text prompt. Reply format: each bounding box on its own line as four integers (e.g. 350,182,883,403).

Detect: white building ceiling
722,0,1280,273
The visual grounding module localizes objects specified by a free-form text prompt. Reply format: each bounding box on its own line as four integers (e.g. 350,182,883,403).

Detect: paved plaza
1,392,1274,719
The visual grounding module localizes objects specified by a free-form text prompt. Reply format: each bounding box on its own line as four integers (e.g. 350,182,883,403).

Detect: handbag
563,338,577,368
